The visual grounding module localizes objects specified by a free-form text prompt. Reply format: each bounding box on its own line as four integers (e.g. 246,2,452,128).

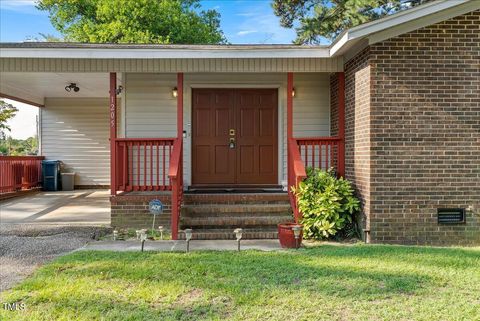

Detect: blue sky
0,0,297,44
0,0,297,139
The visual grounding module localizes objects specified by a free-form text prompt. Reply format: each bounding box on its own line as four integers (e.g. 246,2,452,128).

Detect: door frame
186,82,285,188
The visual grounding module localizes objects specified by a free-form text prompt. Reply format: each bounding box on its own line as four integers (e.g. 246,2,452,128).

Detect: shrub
292,168,360,239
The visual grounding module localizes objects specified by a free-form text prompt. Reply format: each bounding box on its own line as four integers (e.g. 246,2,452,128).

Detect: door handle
229,137,236,149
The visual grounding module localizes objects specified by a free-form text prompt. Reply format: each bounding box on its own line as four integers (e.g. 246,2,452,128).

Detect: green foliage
0,100,18,136
272,0,433,44
0,136,39,156
37,0,226,44
293,168,360,239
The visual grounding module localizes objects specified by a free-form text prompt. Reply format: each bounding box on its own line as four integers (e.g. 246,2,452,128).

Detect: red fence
169,138,183,240
115,138,175,192
288,136,343,222
0,156,44,194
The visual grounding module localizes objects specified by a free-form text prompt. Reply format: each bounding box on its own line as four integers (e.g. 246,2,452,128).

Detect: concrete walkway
83,239,284,252
0,190,110,225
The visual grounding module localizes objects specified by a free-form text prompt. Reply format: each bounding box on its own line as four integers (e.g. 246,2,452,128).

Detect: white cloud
233,6,295,44
236,30,257,36
4,99,38,140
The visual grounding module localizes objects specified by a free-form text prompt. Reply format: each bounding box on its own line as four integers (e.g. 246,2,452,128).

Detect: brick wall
344,47,372,239
345,10,480,245
110,194,171,229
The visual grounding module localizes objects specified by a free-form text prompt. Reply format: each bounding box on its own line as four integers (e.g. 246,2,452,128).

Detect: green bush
292,168,360,239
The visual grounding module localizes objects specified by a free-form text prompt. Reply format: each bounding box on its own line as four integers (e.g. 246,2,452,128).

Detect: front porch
108,72,345,239
0,48,345,240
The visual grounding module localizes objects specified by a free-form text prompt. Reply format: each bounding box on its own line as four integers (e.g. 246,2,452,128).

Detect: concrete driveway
0,190,110,225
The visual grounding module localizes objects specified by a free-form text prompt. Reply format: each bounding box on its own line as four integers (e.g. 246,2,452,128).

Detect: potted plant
292,168,360,240
278,222,303,248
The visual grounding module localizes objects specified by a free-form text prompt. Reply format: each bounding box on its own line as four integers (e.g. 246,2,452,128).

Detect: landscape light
113,230,118,241
158,226,164,240
233,228,243,252
135,230,141,240
140,229,147,252
184,229,193,253
291,225,302,249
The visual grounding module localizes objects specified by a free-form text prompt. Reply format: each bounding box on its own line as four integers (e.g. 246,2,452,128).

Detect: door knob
229,137,236,149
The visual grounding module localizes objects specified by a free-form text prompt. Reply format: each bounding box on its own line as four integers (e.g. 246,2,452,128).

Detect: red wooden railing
288,138,307,222
0,156,44,194
296,137,342,173
169,138,183,240
115,138,175,192
288,136,343,222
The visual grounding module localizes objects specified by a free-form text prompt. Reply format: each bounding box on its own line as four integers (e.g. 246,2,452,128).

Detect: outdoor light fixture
113,230,118,241
158,226,164,240
65,83,80,92
140,229,147,252
184,229,193,253
233,228,243,252
291,87,296,98
115,85,123,95
172,87,178,98
291,225,302,249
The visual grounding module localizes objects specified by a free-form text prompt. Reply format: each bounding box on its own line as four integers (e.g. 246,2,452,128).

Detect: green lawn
1,244,479,321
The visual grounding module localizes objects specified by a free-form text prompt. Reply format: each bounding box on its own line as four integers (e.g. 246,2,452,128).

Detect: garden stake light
140,230,147,252
113,230,118,241
233,228,243,251
158,226,164,240
292,225,302,249
184,229,193,253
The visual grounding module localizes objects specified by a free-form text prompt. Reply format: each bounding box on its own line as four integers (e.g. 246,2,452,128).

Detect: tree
272,0,433,44
0,100,18,138
37,0,226,44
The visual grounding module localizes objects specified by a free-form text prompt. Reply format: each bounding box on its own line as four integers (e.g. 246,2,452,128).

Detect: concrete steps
179,193,293,240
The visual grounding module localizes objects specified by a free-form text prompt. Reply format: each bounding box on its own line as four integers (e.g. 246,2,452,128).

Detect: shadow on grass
8,245,479,320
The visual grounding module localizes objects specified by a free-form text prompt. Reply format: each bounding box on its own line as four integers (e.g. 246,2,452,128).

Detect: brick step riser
183,205,292,214
183,194,289,205
182,211,293,218
181,216,292,227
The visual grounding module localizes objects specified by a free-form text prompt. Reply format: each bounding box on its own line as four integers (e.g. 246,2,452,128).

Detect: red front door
192,88,278,185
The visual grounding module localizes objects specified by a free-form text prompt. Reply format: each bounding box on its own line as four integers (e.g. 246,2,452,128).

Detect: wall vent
437,208,465,224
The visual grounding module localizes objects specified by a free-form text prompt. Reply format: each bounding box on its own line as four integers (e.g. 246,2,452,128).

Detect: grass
1,244,479,321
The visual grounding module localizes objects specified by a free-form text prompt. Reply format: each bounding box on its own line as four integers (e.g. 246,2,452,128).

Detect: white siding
41,98,110,186
125,73,177,138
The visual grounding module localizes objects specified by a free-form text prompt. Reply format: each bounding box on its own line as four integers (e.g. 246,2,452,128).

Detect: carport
0,189,110,225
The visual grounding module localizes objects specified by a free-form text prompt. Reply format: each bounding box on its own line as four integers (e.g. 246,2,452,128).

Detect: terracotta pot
278,223,303,248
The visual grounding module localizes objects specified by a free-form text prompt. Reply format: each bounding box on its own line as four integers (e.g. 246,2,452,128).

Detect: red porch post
171,72,183,240
110,73,117,196
337,72,345,178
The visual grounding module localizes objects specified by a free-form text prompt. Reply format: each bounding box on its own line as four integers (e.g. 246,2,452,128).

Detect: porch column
110,73,117,196
337,72,345,178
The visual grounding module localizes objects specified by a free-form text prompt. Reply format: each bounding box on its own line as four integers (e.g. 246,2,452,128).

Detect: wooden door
192,88,278,185
235,89,278,184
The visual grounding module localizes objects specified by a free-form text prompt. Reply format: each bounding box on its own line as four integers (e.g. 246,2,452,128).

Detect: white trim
0,48,330,59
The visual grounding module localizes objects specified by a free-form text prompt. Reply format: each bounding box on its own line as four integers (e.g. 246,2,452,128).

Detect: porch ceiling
0,72,122,106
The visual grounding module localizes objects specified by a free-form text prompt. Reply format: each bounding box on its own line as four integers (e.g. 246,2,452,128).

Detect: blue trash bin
42,160,62,191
